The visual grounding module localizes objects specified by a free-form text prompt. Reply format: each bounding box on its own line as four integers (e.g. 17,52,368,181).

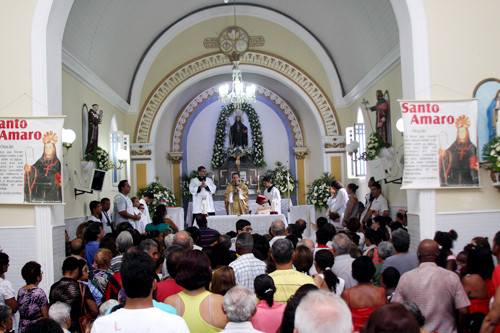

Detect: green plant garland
211,103,265,169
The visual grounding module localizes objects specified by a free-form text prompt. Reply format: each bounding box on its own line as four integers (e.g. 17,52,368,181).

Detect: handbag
78,283,93,332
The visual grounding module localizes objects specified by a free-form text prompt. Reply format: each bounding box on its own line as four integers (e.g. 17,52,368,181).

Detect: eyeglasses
243,227,253,232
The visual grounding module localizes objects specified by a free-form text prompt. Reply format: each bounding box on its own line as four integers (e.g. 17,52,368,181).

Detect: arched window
346,107,367,178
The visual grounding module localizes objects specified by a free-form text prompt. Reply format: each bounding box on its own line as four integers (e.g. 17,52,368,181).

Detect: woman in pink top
251,274,286,333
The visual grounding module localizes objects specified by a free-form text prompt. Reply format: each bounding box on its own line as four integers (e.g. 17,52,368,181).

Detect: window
346,107,367,178
110,131,129,186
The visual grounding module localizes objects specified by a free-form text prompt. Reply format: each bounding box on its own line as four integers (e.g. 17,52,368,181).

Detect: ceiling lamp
219,61,256,109
218,0,255,109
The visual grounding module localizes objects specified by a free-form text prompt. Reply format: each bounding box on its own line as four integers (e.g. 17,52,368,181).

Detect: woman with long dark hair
312,250,344,296
251,274,286,333
461,245,495,315
145,204,178,233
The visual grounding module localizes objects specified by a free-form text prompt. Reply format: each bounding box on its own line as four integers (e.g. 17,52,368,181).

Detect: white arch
148,64,326,149
129,5,343,114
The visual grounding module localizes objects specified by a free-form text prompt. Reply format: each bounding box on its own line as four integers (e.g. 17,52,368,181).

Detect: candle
271,199,276,212
202,200,207,215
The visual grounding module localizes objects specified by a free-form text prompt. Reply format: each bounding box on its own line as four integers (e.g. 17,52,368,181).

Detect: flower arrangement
211,103,265,169
482,137,500,172
92,146,114,171
365,132,390,160
306,172,335,211
137,177,177,216
181,170,198,200
262,161,297,196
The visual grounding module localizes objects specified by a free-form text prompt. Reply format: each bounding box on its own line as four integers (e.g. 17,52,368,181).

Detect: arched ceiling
62,1,399,109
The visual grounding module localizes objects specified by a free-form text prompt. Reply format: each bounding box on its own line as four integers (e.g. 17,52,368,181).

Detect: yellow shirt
269,269,315,304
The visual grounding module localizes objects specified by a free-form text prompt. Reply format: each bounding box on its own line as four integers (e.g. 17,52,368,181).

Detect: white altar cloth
186,199,291,226
194,214,287,235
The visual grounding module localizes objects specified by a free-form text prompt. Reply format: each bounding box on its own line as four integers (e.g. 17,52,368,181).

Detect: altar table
194,214,288,235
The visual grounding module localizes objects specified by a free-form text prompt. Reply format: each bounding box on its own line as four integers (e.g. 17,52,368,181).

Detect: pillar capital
168,152,184,164
293,147,309,160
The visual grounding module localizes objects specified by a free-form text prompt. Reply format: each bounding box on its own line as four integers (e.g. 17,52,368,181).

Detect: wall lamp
62,128,76,156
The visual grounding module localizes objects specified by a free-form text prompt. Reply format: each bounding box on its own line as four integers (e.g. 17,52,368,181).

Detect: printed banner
0,117,65,204
400,99,479,189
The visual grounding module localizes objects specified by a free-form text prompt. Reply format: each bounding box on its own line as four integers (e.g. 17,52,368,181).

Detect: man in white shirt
361,182,389,224
91,251,189,333
189,166,216,223
100,197,114,234
87,200,102,222
113,180,141,229
261,177,281,213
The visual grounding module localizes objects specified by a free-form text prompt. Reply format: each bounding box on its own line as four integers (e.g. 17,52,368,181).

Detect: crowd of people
1,178,500,333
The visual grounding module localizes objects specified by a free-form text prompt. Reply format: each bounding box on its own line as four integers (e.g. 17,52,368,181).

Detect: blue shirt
84,241,100,270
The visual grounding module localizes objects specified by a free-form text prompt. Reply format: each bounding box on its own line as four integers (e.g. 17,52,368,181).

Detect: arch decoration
170,86,304,155
134,51,339,152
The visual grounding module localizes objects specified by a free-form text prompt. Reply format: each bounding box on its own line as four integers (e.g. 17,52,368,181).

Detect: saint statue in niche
229,115,248,148
85,103,103,159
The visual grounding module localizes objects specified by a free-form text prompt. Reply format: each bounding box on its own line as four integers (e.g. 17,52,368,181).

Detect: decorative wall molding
130,142,153,160
170,85,305,153
135,51,339,145
168,152,184,164
323,136,346,152
293,147,308,160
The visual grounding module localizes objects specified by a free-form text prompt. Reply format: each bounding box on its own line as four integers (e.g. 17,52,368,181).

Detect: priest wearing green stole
224,172,249,215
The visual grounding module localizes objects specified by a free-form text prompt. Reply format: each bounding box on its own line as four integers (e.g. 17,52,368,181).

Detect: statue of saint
85,104,103,159
229,115,248,148
370,90,389,143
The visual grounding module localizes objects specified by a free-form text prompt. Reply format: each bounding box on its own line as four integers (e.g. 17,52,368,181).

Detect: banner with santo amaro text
0,117,65,204
399,99,479,189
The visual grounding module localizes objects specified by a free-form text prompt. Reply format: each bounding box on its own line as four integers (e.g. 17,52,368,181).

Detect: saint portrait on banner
24,131,62,203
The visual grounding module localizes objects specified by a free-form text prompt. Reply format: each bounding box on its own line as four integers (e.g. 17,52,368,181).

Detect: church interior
1,0,500,296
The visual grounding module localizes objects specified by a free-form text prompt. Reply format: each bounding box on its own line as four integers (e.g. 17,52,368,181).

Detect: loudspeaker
90,169,106,191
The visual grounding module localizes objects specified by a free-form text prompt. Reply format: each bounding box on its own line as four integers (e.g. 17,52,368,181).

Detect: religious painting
219,169,229,188
248,168,258,185
239,170,247,182
400,99,479,189
473,78,500,162
0,117,65,204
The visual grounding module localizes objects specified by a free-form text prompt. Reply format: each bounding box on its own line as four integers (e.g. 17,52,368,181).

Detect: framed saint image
219,169,229,188
473,78,500,162
0,117,65,204
400,99,479,189
248,168,258,185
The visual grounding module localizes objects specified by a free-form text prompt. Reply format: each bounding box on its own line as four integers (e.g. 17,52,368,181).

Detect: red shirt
156,279,184,302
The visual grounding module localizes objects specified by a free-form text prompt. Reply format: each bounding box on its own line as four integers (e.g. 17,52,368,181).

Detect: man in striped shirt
195,214,219,247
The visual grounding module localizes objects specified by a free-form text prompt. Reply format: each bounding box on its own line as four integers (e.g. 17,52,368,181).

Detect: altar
185,199,291,226
194,214,288,236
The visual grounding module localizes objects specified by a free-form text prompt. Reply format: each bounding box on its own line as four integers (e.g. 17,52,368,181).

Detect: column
293,147,308,205
168,152,184,205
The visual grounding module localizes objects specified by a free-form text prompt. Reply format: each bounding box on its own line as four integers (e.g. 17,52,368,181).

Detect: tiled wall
0,226,37,292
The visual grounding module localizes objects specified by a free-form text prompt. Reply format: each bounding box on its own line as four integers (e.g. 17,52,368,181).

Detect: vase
490,170,500,187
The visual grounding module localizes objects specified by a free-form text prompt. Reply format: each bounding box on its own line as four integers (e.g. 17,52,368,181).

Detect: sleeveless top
177,290,222,333
345,194,359,220
347,288,385,332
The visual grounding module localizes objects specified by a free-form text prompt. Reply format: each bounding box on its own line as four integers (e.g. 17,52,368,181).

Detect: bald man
392,239,470,333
